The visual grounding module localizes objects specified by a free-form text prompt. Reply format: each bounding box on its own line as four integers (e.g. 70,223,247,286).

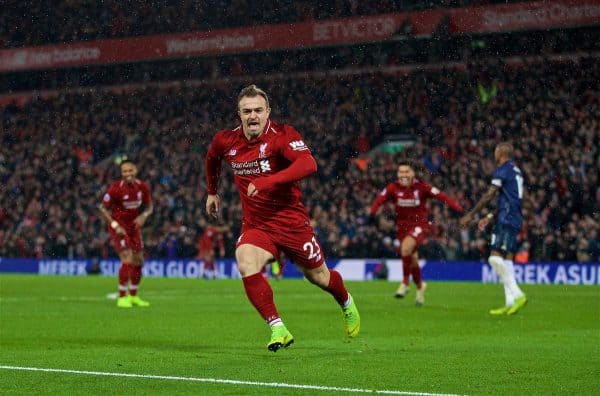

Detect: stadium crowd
1,54,598,262
1,0,520,49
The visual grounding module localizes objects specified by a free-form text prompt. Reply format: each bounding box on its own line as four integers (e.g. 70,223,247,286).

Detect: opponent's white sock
488,255,507,280
489,255,512,306
504,284,515,307
503,259,524,299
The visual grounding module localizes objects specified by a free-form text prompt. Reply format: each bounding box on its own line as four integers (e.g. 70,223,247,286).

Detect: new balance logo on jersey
227,149,237,156
289,140,308,151
259,160,271,172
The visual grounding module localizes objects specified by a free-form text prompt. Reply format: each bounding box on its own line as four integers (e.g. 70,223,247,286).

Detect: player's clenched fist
206,194,220,219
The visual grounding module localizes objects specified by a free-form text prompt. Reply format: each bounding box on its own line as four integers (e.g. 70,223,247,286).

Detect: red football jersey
102,179,152,228
198,226,224,253
369,179,462,227
206,120,314,231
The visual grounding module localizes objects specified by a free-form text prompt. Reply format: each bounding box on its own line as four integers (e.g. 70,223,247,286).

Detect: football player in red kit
369,160,462,305
99,160,153,308
205,84,360,351
196,219,225,279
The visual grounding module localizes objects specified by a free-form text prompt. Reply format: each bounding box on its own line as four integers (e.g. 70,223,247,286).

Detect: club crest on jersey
259,160,271,172
289,140,308,151
137,191,142,199
124,194,129,200
259,143,268,159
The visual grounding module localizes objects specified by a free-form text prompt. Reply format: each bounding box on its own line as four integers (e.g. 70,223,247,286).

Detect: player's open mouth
247,121,260,131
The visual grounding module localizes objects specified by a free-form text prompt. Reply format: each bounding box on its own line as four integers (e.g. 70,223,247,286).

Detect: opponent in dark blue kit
460,143,527,315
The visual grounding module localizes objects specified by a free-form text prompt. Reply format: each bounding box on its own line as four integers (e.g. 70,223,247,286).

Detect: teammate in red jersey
369,160,462,306
205,84,360,351
196,219,225,279
99,159,153,308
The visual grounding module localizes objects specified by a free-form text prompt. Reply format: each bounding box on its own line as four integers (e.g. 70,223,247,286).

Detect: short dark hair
237,84,270,109
397,159,416,171
119,159,135,167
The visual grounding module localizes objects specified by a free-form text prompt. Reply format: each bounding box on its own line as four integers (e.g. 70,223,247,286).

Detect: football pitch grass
0,275,598,395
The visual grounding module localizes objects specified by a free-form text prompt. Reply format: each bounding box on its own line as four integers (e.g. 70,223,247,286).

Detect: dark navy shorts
490,223,519,254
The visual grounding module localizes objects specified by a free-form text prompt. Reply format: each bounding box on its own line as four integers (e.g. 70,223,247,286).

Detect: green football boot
342,294,361,338
116,296,132,308
271,260,280,277
489,306,510,315
267,325,294,352
129,295,150,307
507,295,527,315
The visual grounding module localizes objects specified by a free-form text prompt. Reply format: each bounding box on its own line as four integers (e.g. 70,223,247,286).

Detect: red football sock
324,270,349,306
118,262,131,297
205,259,217,279
129,265,142,296
204,259,215,270
242,273,280,325
411,264,423,289
401,255,411,285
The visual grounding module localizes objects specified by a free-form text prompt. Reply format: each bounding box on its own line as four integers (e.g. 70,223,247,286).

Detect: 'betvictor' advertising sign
0,258,598,285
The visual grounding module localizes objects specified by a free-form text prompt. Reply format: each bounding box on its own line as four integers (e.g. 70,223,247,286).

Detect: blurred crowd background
2,0,524,48
1,1,598,262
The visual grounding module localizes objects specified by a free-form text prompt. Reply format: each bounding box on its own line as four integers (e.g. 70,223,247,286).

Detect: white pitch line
0,365,464,396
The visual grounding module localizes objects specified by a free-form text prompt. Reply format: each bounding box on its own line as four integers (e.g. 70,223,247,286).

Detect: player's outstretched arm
459,185,499,228
369,184,394,217
434,191,463,213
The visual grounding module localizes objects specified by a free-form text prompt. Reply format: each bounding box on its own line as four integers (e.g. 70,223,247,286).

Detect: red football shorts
109,227,143,253
202,260,216,271
397,224,429,247
236,227,324,270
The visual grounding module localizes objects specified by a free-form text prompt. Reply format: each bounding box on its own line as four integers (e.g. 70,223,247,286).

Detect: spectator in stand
1,1,500,49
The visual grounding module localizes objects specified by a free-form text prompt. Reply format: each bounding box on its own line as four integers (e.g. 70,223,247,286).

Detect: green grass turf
0,274,598,395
